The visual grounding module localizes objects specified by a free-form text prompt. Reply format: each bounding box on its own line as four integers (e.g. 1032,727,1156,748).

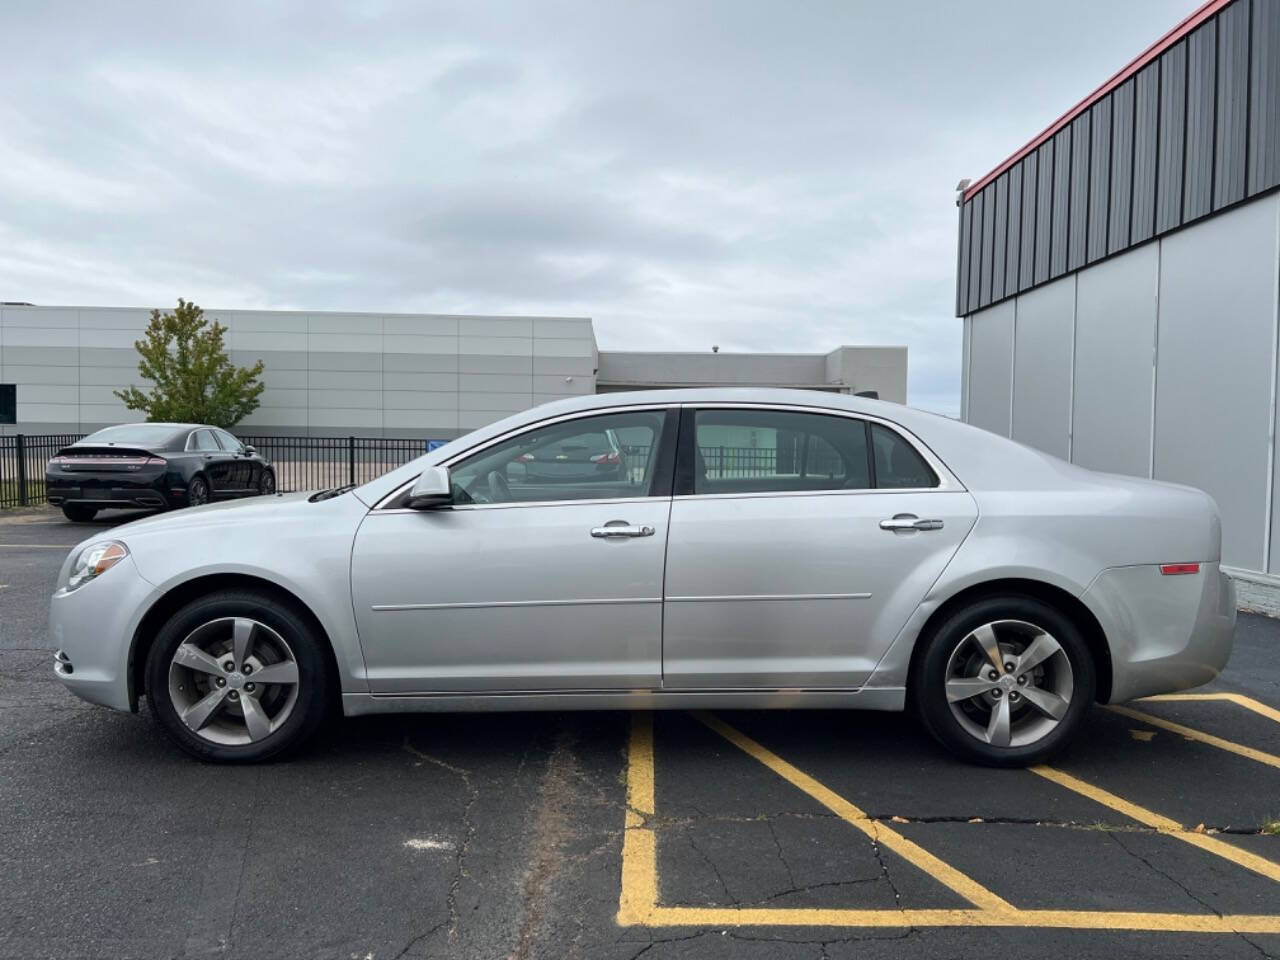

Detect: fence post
348,436,356,486
15,434,27,506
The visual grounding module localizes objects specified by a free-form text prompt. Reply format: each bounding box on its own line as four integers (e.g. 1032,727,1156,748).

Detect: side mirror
243,444,257,455
406,465,453,510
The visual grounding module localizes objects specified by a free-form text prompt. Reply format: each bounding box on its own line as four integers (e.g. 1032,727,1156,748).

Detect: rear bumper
45,473,174,510
1082,562,1235,703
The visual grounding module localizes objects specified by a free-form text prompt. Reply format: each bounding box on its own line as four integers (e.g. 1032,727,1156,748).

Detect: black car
45,423,275,522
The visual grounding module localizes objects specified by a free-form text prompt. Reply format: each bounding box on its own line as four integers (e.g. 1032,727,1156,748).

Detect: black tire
912,595,1096,767
144,590,333,763
61,504,98,522
187,474,210,507
258,468,276,496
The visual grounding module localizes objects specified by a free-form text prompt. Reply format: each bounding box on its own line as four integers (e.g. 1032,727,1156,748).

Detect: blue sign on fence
426,440,448,453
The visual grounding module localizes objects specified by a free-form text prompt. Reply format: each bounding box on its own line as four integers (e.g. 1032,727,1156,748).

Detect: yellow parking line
693,712,1013,912
1032,765,1280,885
640,906,1280,933
1106,705,1280,771
618,713,658,925
1143,692,1280,726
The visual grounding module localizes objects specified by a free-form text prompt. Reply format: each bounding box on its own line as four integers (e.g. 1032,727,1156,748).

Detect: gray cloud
0,0,1196,414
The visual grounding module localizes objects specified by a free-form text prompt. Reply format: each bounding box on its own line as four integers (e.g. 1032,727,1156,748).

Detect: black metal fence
0,434,84,509
0,432,809,509
238,435,431,494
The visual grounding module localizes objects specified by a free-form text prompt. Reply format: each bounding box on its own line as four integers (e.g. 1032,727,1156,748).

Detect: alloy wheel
943,619,1074,749
167,617,300,746
189,478,209,506
260,471,275,495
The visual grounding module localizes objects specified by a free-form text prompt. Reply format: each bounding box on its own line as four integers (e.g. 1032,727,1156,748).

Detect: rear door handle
879,515,944,532
591,522,655,539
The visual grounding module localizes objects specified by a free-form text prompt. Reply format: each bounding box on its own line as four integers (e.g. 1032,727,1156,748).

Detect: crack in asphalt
685,831,739,906
764,818,798,892
402,735,479,951
1106,831,1278,960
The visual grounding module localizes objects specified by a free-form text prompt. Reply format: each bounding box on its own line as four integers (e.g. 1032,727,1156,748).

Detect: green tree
114,298,265,428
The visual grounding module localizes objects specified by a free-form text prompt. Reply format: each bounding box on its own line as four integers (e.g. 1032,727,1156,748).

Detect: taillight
1160,563,1201,576
49,456,68,469
145,457,166,466
590,452,622,465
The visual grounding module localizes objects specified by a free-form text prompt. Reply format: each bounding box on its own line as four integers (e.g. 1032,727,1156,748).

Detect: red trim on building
963,0,1234,202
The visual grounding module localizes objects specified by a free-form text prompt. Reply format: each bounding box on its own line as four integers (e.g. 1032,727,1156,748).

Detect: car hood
84,491,319,544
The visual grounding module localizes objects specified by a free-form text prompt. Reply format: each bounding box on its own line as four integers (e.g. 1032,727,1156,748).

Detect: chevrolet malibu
49,389,1235,765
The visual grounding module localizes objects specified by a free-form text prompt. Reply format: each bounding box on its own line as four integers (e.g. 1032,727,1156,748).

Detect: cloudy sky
1,0,1197,413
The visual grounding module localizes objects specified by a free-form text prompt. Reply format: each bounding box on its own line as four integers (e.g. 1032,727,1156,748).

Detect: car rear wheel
912,595,1095,767
61,504,97,522
187,475,209,507
144,590,333,763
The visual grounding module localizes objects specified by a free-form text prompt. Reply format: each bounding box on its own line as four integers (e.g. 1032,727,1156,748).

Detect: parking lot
3,507,1280,960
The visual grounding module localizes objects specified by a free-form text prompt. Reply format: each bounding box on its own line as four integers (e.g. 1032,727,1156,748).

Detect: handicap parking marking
1031,764,1280,885
618,711,1280,933
691,711,1013,912
1142,692,1280,726
1105,704,1280,771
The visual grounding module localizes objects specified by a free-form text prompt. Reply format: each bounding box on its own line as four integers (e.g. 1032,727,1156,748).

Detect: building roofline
962,0,1230,203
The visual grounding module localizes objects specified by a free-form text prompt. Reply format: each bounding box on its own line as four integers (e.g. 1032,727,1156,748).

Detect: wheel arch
127,572,340,712
905,578,1112,704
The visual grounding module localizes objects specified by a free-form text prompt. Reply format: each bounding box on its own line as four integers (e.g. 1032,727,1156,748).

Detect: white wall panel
1155,195,1279,570
78,328,140,349
383,372,458,392
459,317,533,337
383,335,459,355
4,326,77,347
1011,277,1074,458
965,301,1015,436
460,336,531,356
383,315,458,336
2,307,76,327
534,318,593,338
1072,244,1158,477
533,338,594,358
382,390,457,411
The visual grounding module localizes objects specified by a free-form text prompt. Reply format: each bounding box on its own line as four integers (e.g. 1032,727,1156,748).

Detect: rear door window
691,409,870,495
189,430,220,452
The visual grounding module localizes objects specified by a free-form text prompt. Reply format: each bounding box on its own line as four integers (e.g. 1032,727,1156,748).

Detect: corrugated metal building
956,0,1280,597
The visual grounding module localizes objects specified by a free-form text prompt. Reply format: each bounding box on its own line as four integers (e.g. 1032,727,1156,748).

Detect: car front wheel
912,595,1095,767
144,590,333,763
258,468,275,495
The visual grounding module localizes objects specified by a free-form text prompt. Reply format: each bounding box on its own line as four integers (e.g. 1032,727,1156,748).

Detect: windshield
80,424,184,446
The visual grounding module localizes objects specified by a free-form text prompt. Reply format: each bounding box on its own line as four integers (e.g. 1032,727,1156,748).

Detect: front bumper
1082,561,1236,703
49,553,158,712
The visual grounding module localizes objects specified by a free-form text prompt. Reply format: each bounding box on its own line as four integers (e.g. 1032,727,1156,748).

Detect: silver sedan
49,389,1235,765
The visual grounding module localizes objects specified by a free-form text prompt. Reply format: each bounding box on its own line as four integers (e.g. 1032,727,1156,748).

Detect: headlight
66,541,129,592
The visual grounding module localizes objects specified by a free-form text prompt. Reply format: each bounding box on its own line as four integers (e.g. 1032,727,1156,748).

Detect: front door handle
590,522,655,539
879,514,944,532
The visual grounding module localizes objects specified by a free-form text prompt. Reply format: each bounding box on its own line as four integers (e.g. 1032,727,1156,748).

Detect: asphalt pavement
2,506,1279,960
